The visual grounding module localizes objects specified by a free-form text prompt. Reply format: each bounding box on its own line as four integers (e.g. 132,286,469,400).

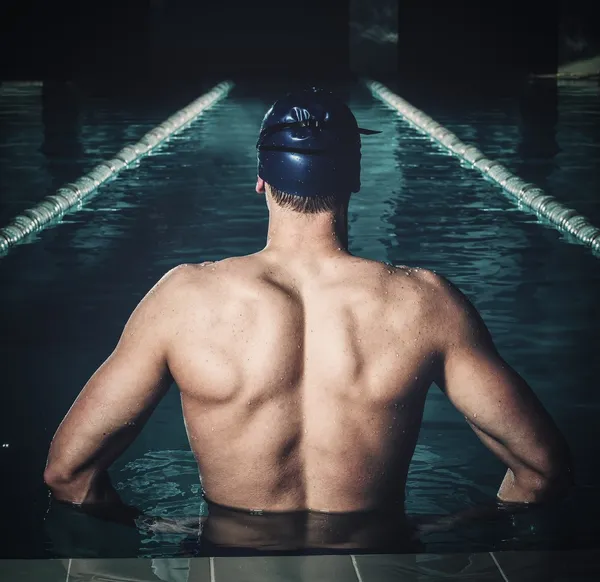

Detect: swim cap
256,88,381,198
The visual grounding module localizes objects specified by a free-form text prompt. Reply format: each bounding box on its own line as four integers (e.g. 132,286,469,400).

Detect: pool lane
0,81,598,558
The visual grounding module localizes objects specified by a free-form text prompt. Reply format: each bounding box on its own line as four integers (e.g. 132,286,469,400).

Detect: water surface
0,79,598,557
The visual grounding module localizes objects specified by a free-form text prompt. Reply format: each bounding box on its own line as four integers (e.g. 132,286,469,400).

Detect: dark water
0,78,599,558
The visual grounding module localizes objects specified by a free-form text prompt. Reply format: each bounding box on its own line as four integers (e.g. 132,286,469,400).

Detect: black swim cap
256,88,381,198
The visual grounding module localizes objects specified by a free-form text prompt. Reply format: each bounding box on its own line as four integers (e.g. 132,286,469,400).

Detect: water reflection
516,80,560,189
346,95,402,260
41,81,85,193
0,82,49,224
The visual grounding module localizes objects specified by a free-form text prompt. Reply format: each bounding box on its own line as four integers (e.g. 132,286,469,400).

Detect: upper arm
430,274,570,481
46,266,190,484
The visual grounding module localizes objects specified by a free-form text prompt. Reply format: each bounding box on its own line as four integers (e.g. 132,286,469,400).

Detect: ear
256,176,266,194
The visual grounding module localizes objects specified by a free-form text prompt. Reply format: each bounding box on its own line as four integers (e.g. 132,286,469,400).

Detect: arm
431,275,573,504
44,267,185,506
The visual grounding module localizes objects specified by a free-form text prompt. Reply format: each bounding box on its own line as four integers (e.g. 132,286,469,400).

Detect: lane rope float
0,81,234,257
366,79,600,256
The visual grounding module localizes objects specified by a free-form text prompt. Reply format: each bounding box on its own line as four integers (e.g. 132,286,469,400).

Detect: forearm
44,465,122,506
467,421,573,503
45,409,153,504
497,466,573,504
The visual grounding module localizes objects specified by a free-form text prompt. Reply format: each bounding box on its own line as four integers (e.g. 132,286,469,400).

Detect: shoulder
384,265,447,300
390,266,467,307
137,262,221,314
148,262,210,293
411,268,468,309
405,268,490,350
120,262,221,338
152,256,265,303
389,266,482,334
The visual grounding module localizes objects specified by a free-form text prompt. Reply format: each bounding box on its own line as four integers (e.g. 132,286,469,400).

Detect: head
255,88,380,216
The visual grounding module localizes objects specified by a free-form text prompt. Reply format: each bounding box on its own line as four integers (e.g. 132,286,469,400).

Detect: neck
264,205,349,255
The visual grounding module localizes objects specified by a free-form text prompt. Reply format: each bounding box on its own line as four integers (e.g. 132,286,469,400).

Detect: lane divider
365,79,600,256
0,81,234,257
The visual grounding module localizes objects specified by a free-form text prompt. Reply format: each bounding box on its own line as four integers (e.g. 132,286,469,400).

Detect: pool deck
3,549,600,581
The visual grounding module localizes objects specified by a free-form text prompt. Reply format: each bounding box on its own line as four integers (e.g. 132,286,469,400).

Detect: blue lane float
366,79,600,257
0,81,234,257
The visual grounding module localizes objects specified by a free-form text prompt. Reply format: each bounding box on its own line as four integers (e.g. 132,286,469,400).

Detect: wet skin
44,182,572,549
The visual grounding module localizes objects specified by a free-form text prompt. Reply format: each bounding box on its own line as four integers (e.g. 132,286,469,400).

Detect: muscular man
44,88,572,553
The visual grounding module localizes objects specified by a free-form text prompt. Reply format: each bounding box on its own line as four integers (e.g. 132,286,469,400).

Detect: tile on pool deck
66,557,200,581
211,554,359,582
0,559,67,582
0,557,200,582
492,549,600,582
3,550,600,581
353,552,506,581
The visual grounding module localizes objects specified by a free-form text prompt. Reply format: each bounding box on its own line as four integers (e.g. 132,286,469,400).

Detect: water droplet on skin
473,413,478,418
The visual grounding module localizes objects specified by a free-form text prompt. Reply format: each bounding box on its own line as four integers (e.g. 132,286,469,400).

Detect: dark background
0,0,599,82
0,0,599,561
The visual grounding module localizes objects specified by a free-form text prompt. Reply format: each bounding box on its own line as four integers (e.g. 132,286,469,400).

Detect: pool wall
0,81,234,257
366,79,600,256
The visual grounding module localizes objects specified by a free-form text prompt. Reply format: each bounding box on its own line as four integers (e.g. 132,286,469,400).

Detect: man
45,88,572,554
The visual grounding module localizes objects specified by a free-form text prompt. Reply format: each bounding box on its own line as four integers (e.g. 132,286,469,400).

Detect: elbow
530,452,575,502
43,462,91,503
530,435,574,500
501,442,574,504
529,470,573,502
43,462,73,492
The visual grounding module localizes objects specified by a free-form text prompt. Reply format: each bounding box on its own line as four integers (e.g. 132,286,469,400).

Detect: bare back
45,242,571,552
167,254,437,513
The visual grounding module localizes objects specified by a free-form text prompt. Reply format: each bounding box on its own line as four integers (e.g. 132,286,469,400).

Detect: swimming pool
0,78,599,558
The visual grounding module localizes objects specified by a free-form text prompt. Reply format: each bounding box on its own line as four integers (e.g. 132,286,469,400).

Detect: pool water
0,78,599,558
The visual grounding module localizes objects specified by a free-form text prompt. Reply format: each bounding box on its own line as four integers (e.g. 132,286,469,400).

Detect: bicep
50,347,171,471
439,342,561,475
48,275,177,476
434,278,567,478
